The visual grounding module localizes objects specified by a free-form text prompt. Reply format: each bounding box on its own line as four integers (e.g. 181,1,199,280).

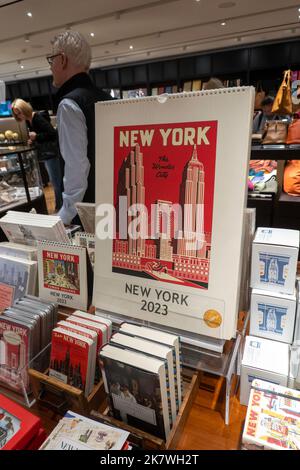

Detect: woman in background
11,98,63,211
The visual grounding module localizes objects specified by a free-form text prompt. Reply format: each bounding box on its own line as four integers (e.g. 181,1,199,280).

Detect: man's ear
61,53,68,70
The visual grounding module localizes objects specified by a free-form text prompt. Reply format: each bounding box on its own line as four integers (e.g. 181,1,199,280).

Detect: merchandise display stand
28,369,105,416
90,370,200,450
0,342,51,409
181,311,249,425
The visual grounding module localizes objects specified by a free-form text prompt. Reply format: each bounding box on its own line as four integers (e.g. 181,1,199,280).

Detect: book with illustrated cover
0,242,37,261
243,379,300,450
0,316,32,392
119,322,182,411
0,393,41,450
94,89,255,340
74,232,95,269
66,315,107,383
0,255,37,300
75,203,95,234
0,283,15,311
49,327,94,396
0,211,69,245
57,320,97,389
110,332,177,426
39,410,129,450
37,241,93,310
100,344,170,439
72,310,111,343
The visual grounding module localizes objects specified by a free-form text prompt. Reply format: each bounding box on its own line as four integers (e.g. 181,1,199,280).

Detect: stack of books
0,393,46,450
0,244,38,304
99,322,182,440
39,410,129,450
49,311,112,396
0,296,58,393
0,211,70,245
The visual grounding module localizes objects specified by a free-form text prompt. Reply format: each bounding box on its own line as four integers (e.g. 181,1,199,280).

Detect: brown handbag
262,121,288,145
272,70,292,115
254,82,265,110
286,116,300,144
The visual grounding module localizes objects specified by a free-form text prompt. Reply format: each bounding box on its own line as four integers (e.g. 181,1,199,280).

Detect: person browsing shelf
11,99,63,211
47,31,112,225
252,96,280,134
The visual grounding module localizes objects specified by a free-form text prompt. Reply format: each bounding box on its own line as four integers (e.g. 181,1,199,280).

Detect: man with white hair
47,31,111,225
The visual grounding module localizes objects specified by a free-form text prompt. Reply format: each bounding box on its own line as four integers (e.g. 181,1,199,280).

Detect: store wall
4,38,300,111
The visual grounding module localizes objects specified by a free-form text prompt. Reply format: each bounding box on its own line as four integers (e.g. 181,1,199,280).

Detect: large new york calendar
94,88,254,340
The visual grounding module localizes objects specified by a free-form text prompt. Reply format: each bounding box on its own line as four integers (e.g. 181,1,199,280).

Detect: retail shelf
251,145,300,160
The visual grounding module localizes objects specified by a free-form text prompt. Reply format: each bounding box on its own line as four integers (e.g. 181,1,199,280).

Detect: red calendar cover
0,393,41,450
113,122,217,290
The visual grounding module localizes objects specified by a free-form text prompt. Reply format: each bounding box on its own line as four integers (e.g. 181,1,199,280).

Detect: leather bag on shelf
254,82,266,110
283,160,300,196
286,116,300,144
272,70,292,115
262,120,288,145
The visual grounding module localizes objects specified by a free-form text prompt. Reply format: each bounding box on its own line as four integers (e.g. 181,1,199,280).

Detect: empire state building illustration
113,144,211,289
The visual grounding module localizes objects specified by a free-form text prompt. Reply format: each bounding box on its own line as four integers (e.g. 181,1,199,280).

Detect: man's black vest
55,73,112,203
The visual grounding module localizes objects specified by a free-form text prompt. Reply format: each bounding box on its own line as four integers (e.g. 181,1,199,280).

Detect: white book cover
0,242,37,261
119,322,182,409
93,88,255,340
37,241,92,310
0,211,69,245
0,254,37,300
243,379,300,450
40,410,129,450
100,344,170,440
110,332,177,426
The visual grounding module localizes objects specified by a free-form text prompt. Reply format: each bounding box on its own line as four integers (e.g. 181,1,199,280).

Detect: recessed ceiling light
221,21,227,26
129,45,133,50
27,12,32,17
90,33,95,37
20,65,24,69
218,1,236,7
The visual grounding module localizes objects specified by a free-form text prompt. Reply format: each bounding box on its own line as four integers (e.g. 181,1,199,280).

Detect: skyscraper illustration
125,144,145,257
113,144,211,288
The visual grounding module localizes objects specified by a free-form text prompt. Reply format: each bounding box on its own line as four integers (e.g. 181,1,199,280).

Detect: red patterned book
0,393,41,450
49,327,94,396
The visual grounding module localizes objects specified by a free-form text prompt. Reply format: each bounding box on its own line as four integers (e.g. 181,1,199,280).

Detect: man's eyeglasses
46,53,62,65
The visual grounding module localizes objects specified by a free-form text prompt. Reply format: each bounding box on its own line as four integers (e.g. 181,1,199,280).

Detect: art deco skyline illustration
113,143,212,289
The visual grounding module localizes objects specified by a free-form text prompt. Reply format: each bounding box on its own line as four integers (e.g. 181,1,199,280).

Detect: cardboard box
251,227,299,295
240,335,289,405
242,379,300,450
250,288,296,344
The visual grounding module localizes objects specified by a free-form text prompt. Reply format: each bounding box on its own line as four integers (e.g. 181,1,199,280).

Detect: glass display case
0,145,44,212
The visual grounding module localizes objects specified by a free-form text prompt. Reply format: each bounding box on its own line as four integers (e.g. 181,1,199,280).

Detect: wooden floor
43,184,55,214
28,186,247,450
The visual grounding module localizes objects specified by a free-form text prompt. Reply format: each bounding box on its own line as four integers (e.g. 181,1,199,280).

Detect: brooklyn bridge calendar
94,88,254,340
